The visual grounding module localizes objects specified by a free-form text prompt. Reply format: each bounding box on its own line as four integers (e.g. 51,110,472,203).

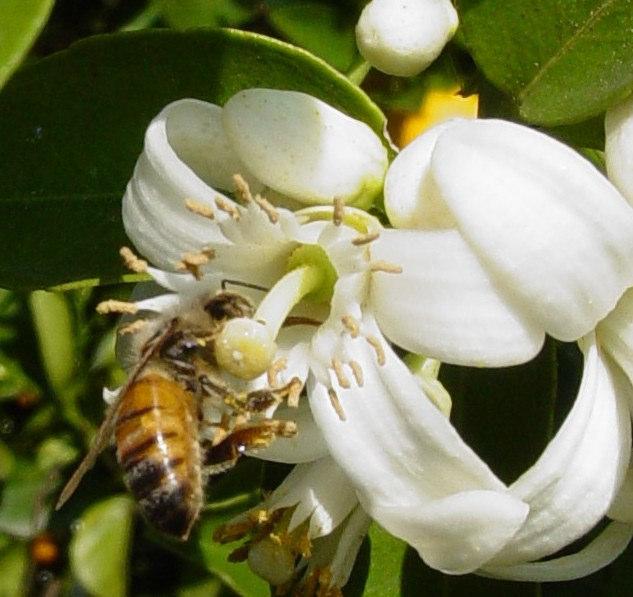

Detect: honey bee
56,290,299,540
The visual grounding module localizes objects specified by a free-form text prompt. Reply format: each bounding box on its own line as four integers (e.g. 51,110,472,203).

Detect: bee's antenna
221,279,269,293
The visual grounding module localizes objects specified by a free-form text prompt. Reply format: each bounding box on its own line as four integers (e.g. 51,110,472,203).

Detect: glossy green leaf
268,1,359,71
70,495,134,597
157,0,255,28
456,0,633,125
0,0,54,89
0,29,386,290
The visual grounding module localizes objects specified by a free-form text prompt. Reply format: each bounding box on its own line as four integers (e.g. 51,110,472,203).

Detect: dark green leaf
268,1,359,71
456,0,633,125
0,0,54,89
157,0,256,28
69,495,134,597
0,29,386,290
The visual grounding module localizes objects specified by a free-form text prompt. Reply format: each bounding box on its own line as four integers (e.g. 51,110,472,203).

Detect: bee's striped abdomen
115,372,202,540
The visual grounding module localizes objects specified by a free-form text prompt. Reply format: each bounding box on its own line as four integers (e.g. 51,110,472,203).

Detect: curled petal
430,119,633,341
223,89,388,208
483,522,633,582
490,337,631,566
356,0,458,76
123,99,237,268
308,317,528,573
384,120,458,229
606,94,633,204
370,228,544,366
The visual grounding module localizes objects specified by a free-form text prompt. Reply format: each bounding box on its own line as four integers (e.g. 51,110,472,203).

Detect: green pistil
286,244,338,304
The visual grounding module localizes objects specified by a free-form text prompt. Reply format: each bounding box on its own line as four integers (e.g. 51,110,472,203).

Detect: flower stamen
119,246,147,273
233,173,254,203
331,358,351,389
184,198,215,219
96,300,138,315
333,197,345,226
177,248,215,279
255,193,279,224
216,196,241,219
370,260,403,274
341,314,360,338
349,360,364,387
351,231,380,246
328,387,346,421
118,319,148,335
365,335,386,366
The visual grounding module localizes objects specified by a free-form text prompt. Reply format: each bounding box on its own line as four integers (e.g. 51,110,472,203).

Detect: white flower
123,89,388,272
214,457,369,594
119,91,633,587
377,118,633,366
356,0,459,76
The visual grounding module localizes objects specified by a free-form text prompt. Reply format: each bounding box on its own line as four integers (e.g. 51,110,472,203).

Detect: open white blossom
356,0,459,76
117,90,633,588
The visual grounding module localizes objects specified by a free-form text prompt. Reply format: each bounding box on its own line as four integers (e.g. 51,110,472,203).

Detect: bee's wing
55,318,177,510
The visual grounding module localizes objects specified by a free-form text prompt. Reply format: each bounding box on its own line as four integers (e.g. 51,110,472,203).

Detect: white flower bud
356,0,459,77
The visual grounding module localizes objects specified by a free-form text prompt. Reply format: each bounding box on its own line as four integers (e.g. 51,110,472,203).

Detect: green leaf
0,542,28,597
69,495,134,597
268,1,359,71
0,457,55,538
456,0,633,125
0,0,54,89
157,0,256,28
358,524,408,596
0,29,386,290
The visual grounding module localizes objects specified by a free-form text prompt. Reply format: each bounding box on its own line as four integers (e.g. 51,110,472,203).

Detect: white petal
223,89,388,208
370,228,544,366
431,119,633,341
308,507,371,588
483,521,633,582
356,0,458,76
157,98,261,193
266,458,358,537
609,465,633,523
598,287,633,390
384,119,459,228
253,399,328,464
308,317,528,573
490,337,631,565
123,100,237,269
606,94,633,204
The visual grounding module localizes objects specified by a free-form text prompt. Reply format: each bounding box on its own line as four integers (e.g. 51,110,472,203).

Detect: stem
347,60,372,86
